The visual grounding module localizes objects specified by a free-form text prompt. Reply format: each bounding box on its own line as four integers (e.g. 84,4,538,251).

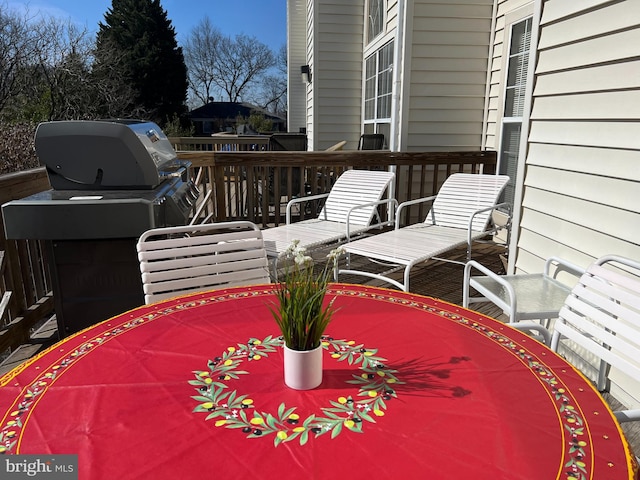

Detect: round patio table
0,284,637,479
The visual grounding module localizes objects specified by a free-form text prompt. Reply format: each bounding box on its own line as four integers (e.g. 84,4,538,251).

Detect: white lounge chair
137,221,270,304
261,169,396,263
336,173,510,291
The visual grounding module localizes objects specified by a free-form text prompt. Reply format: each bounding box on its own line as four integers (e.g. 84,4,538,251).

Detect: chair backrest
358,133,385,150
137,221,270,304
269,133,308,151
317,169,395,226
551,255,640,390
428,173,509,231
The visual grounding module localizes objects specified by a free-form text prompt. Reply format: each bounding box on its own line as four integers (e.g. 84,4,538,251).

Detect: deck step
0,316,59,376
0,344,43,376
31,315,60,343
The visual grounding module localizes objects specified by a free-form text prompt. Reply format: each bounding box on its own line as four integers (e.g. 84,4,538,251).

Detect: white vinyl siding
287,0,309,133
305,0,315,144
310,0,365,150
403,0,494,151
515,0,640,407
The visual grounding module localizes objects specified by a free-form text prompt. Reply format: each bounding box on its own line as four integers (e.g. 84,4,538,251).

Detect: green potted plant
270,240,343,390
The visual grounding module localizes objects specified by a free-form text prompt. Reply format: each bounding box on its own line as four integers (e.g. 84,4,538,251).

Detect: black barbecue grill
2,119,199,336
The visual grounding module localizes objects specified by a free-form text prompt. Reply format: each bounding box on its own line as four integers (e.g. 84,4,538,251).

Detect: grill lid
35,119,189,190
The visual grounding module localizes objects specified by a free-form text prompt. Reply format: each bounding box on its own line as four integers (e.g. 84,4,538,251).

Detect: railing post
213,165,227,222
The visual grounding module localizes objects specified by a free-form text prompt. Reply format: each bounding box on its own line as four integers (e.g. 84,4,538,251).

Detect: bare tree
255,44,287,116
184,17,222,107
184,17,285,111
214,34,275,102
0,5,101,121
90,35,149,120
29,17,95,120
0,4,39,117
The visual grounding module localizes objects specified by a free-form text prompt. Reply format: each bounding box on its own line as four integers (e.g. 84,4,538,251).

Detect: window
499,17,532,206
367,0,384,43
364,41,393,142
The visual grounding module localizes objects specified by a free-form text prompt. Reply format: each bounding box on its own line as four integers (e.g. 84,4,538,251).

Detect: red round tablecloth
0,284,637,479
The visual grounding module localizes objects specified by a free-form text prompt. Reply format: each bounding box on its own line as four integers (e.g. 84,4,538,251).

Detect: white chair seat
264,219,366,258
343,225,483,264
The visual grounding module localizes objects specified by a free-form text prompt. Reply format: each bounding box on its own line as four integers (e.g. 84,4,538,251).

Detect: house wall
287,0,309,134
515,0,640,407
305,0,365,150
401,0,494,151
306,0,315,146
516,0,640,273
484,0,534,151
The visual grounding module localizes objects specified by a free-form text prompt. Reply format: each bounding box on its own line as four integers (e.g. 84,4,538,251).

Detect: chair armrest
543,256,586,280
466,202,511,246
395,195,437,229
508,321,552,346
345,198,398,240
286,192,330,224
463,260,518,315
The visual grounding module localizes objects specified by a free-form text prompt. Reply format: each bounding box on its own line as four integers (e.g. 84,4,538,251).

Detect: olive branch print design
190,335,403,446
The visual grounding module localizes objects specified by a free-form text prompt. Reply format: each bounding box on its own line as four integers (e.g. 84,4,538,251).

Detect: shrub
0,122,39,175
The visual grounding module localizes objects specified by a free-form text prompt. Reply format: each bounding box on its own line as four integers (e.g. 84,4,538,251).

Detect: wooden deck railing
0,168,54,357
0,144,496,359
181,150,497,227
170,134,270,152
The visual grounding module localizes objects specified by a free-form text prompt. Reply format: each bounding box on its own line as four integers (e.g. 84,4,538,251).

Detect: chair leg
597,358,610,392
270,257,279,281
462,262,472,308
403,265,411,292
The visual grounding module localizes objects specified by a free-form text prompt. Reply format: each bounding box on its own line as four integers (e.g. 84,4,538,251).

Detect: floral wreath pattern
190,335,403,446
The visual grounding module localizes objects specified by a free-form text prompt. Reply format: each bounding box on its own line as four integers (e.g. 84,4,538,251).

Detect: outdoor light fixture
301,65,312,83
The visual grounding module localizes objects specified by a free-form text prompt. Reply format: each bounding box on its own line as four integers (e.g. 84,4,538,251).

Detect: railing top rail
169,135,271,147
178,150,497,168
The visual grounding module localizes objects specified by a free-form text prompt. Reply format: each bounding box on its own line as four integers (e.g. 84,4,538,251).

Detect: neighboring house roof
189,102,285,123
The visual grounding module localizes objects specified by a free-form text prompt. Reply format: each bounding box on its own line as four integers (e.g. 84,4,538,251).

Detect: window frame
366,0,385,44
363,40,394,138
498,16,533,207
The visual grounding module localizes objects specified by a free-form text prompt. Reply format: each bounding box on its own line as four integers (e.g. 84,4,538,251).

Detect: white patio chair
261,169,396,263
336,173,510,292
137,221,270,304
533,255,640,425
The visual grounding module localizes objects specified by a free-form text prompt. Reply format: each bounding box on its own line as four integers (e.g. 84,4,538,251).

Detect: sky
6,0,287,50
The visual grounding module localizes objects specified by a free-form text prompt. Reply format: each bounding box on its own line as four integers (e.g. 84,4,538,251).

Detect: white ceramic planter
283,344,323,390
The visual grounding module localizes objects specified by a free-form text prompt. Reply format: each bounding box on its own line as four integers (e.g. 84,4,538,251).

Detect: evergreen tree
93,0,188,125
